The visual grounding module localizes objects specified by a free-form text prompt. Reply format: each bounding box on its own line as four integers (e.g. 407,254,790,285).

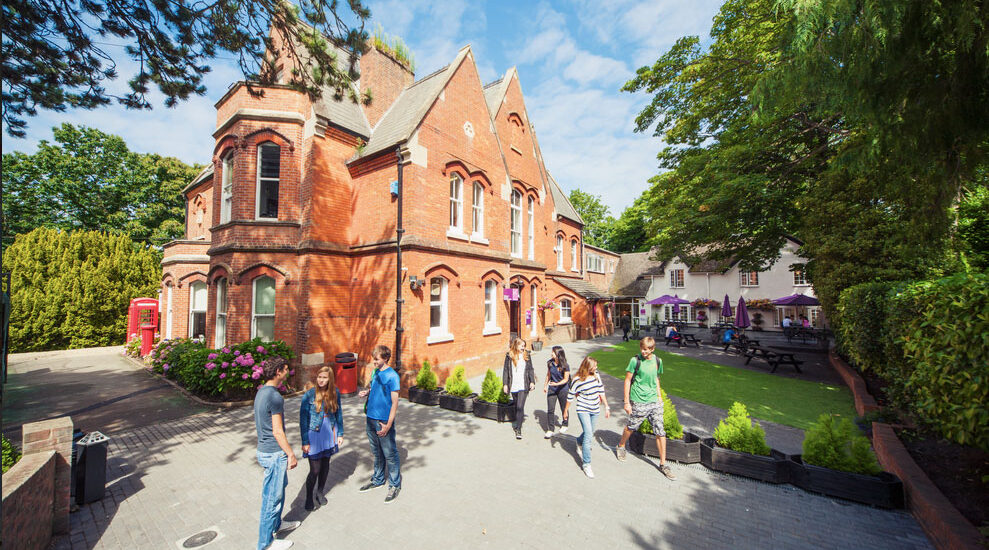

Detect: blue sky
6,0,722,215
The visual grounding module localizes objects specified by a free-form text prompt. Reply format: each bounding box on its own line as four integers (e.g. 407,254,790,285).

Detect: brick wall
359,46,415,129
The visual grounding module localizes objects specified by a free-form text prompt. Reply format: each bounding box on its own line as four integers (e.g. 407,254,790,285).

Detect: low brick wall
828,350,879,416
2,450,57,550
872,423,986,550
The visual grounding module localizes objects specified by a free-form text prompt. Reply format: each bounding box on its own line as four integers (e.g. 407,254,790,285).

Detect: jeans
511,390,529,430
576,412,599,466
256,450,288,550
545,390,568,430
365,417,401,488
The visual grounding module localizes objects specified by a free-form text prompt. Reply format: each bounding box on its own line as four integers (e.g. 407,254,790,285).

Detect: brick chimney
359,45,415,129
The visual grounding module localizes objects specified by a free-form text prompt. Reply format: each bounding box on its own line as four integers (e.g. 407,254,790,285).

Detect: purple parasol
721,294,733,318
772,293,821,306
672,303,680,314
646,294,690,306
734,296,751,329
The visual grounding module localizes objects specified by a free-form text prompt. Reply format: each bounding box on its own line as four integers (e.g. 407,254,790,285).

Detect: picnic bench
743,345,804,373
664,332,701,348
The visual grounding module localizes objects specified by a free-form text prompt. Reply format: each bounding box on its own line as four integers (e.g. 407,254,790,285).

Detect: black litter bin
75,431,110,504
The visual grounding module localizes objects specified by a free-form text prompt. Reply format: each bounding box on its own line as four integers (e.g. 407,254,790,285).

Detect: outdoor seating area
742,345,804,373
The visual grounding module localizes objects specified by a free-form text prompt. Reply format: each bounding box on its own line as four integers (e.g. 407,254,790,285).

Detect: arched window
429,277,449,339
556,235,563,271
220,154,233,223
165,286,174,339
529,283,538,336
560,299,572,323
527,196,535,260
215,278,227,348
484,280,497,331
449,173,463,231
188,281,207,340
472,181,484,237
570,240,578,271
256,143,280,219
510,190,522,257
252,276,276,340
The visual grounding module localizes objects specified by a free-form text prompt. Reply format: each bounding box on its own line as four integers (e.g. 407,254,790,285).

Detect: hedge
836,272,989,450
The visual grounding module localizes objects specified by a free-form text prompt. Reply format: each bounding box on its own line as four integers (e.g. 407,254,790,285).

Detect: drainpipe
394,145,412,373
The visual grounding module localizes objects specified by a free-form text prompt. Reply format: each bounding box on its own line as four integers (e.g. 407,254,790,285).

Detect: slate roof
182,165,214,194
546,173,584,225
482,70,512,119
555,277,611,300
285,31,370,137
357,46,471,159
610,251,666,297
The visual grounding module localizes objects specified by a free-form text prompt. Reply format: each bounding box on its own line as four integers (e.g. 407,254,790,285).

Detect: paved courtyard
50,337,930,550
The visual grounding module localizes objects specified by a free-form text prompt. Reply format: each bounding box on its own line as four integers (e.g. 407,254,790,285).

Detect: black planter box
472,398,517,422
788,455,905,508
438,392,476,413
408,386,442,406
628,431,702,464
700,438,788,484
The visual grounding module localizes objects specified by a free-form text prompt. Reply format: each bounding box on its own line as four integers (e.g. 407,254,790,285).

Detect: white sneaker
560,425,568,434
267,540,294,550
274,521,301,536
583,464,594,478
544,430,553,439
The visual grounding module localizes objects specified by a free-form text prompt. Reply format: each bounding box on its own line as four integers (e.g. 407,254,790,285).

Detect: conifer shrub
478,369,510,404
443,366,473,397
2,434,20,474
713,402,771,456
415,359,439,391
802,415,882,475
637,389,684,439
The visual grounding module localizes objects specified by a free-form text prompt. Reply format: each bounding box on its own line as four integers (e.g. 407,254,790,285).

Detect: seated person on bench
722,327,736,345
665,323,682,345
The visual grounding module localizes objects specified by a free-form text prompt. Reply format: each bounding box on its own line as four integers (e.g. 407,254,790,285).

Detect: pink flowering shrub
147,337,294,398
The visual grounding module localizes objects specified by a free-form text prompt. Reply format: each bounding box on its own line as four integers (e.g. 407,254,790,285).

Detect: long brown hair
509,337,526,363
306,366,338,413
575,357,598,381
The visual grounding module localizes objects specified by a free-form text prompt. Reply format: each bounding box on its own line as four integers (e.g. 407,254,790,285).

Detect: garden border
828,351,986,549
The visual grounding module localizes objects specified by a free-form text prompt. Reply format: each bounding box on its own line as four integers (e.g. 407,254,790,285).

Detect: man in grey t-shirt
254,357,299,550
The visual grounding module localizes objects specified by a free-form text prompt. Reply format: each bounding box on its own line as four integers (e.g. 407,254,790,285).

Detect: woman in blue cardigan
299,366,344,511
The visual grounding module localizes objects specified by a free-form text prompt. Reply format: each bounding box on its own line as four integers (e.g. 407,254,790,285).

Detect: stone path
53,337,930,550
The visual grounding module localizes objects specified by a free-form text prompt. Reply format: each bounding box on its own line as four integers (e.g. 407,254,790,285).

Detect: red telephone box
127,298,159,356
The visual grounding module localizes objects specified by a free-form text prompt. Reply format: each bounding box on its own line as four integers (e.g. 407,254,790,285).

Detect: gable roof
546,173,583,225
610,251,666,297
356,46,472,160
482,69,513,119
182,165,214,194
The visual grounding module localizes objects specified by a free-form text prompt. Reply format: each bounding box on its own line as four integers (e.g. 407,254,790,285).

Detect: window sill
446,228,469,241
482,327,502,336
426,333,454,344
256,217,279,222
511,253,523,259
470,234,489,245
570,269,580,273
557,320,572,325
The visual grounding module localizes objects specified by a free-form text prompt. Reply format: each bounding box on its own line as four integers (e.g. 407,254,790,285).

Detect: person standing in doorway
620,312,632,341
543,345,571,438
358,345,402,503
613,337,677,480
254,357,300,550
503,337,535,440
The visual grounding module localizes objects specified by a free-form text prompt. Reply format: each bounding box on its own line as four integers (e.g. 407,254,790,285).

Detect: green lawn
590,341,856,430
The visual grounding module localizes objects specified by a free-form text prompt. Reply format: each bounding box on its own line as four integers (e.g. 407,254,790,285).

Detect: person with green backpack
613,336,676,480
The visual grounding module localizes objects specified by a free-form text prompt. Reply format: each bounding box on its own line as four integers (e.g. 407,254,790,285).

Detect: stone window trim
237,262,292,287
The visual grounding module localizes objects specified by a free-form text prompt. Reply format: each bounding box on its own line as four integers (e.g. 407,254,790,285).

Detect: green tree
2,228,161,352
2,0,370,137
2,123,201,248
568,189,614,248
607,195,652,253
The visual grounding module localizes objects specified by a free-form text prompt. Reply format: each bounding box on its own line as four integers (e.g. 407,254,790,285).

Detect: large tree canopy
2,123,202,247
1,0,370,137
567,189,614,249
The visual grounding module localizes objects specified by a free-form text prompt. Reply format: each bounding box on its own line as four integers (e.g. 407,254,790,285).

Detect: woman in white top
563,357,610,478
502,337,535,440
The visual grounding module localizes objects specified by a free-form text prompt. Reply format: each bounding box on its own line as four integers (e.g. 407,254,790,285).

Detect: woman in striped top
563,357,610,478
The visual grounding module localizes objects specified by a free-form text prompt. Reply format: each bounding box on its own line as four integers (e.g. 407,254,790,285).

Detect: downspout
394,145,412,373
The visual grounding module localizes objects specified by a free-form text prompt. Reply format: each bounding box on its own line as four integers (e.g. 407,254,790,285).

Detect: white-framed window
188,282,207,340
530,284,537,336
215,278,227,348
664,304,688,322
670,269,685,288
527,196,535,260
449,173,463,231
740,271,759,286
484,280,498,332
510,190,522,257
220,154,233,224
556,235,563,271
560,298,572,323
429,277,451,341
252,276,276,341
809,307,820,327
256,143,280,219
165,285,174,339
570,240,578,271
472,182,484,237
611,260,616,273
793,270,808,285
586,253,603,273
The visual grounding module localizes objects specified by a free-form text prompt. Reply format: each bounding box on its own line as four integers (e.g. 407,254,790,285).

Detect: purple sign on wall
525,309,532,325
503,288,519,301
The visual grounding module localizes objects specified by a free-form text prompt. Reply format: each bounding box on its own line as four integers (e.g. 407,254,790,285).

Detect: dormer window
256,143,280,219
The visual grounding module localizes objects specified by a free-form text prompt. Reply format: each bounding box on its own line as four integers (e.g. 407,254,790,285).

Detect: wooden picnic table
742,345,804,373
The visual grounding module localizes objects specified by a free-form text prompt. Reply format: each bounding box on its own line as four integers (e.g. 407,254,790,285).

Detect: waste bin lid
78,431,110,445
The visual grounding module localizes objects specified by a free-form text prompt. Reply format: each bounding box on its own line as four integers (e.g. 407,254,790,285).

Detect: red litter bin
334,353,358,396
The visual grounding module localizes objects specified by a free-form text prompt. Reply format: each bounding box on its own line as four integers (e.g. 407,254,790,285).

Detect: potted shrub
472,369,516,422
696,310,708,328
627,390,701,463
701,402,788,483
408,360,442,406
751,312,764,331
788,415,905,508
438,366,476,413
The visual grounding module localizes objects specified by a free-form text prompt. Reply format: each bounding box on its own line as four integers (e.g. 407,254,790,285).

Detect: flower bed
147,338,295,400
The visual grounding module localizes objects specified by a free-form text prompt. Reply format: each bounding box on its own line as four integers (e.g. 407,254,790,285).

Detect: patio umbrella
721,294,732,318
772,293,820,306
646,294,690,306
735,296,751,329
672,303,680,315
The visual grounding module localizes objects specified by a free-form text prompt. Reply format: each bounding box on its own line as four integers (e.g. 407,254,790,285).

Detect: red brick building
161,42,620,383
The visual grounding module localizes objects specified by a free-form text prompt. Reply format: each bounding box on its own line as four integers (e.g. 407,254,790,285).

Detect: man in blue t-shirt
253,357,299,550
358,344,402,503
